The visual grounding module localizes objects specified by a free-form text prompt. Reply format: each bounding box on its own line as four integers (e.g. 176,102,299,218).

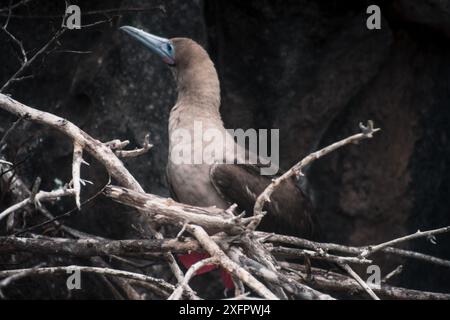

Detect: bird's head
120,26,176,65
120,26,220,106
120,26,212,70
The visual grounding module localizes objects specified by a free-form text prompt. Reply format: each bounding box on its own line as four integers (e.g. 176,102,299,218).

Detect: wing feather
210,163,314,237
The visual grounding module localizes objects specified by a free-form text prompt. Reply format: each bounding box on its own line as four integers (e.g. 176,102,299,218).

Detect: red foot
178,253,235,289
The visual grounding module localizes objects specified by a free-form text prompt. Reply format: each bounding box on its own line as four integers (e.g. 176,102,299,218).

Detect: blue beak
120,26,175,65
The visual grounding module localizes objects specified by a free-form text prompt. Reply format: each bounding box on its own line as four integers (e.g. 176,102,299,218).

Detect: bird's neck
170,59,223,132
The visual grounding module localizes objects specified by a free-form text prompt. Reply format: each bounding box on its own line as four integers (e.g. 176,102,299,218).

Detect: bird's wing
209,163,314,237
166,166,180,201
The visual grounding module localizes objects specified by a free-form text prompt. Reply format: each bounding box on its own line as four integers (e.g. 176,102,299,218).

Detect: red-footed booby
120,26,314,289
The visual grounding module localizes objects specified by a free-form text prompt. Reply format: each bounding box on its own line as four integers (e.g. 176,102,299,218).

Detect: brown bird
120,26,314,285
120,26,314,236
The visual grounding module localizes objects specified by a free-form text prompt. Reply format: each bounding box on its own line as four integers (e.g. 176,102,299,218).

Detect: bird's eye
166,43,173,53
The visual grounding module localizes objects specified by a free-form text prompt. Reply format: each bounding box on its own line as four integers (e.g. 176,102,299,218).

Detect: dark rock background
0,0,449,298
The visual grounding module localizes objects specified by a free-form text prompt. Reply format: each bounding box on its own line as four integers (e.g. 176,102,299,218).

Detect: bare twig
0,187,75,222
186,224,279,300
2,23,27,64
105,139,130,150
115,133,153,158
228,247,334,300
0,94,143,190
0,5,166,17
0,0,35,13
283,263,450,300
223,292,263,300
1,89,447,301
104,185,246,234
0,166,144,300
270,246,372,265
0,265,175,294
0,262,45,298
168,257,217,300
360,226,450,258
251,120,380,230
340,263,380,300
258,232,450,268
72,142,83,209
0,159,13,166
382,265,403,283
0,29,66,93
240,235,288,299
0,235,203,257
0,94,191,297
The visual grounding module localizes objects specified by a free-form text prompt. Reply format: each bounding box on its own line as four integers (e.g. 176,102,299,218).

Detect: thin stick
0,29,66,93
168,257,217,300
360,226,450,258
186,224,279,300
258,232,450,268
104,185,246,234
271,247,372,265
0,116,23,146
229,247,334,300
0,5,165,16
382,265,403,283
251,121,380,230
0,94,189,296
0,170,144,300
283,262,450,300
0,265,174,293
0,236,202,257
0,159,13,166
0,263,45,298
115,133,153,158
0,187,74,222
72,142,83,209
0,0,35,13
340,263,380,300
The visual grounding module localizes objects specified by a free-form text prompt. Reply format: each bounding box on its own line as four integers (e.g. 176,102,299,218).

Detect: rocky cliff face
0,0,449,296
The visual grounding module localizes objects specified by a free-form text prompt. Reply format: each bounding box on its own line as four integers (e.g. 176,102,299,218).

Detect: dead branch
240,235,289,299
1,92,449,300
0,159,13,166
105,139,130,150
0,0,35,13
0,166,146,300
382,265,403,283
340,263,380,300
0,263,45,298
360,226,450,258
229,247,335,300
0,94,191,297
258,232,450,268
0,187,75,222
270,246,372,265
0,5,166,18
251,120,380,230
0,29,66,93
283,263,450,300
72,142,83,209
0,265,175,295
0,94,143,190
114,133,153,158
168,257,217,300
0,236,202,257
104,185,247,234
186,224,279,300
0,117,22,146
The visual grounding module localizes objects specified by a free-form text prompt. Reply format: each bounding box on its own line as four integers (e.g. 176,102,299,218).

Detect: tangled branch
1,93,449,300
